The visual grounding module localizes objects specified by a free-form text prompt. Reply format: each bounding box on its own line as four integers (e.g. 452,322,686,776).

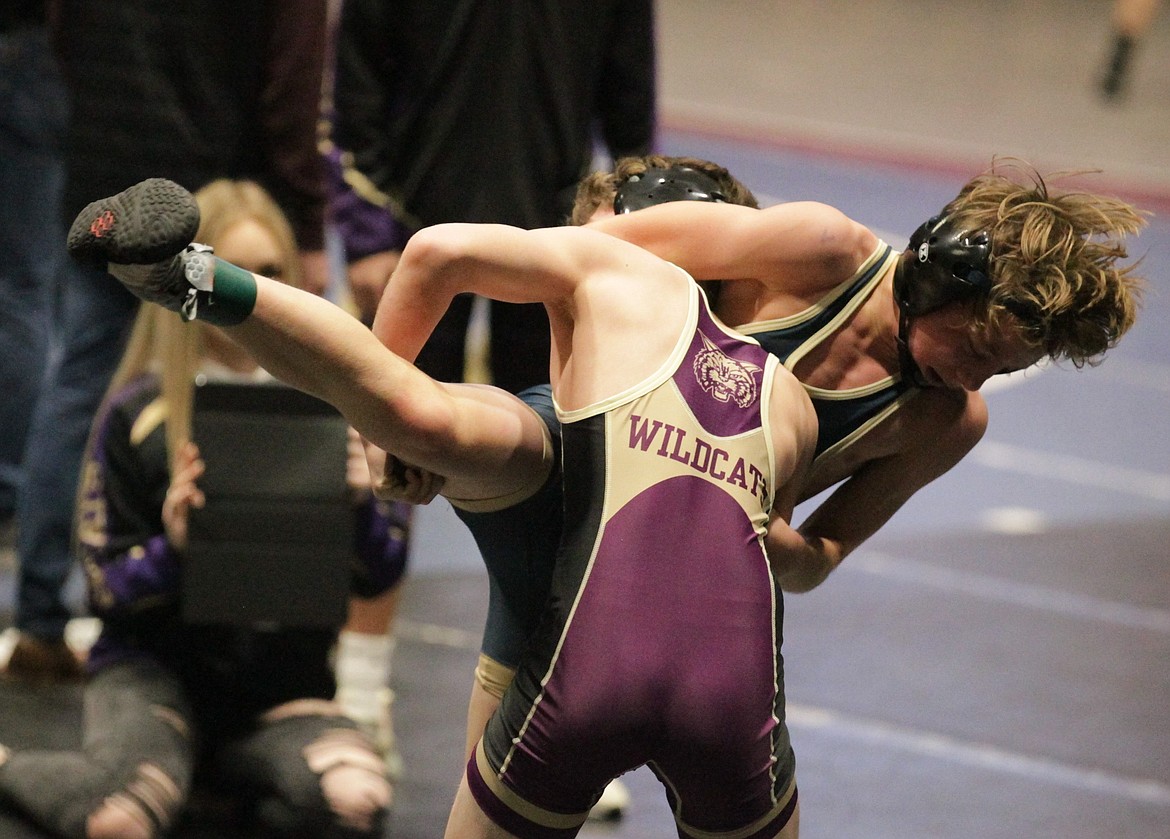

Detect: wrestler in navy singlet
466,285,798,838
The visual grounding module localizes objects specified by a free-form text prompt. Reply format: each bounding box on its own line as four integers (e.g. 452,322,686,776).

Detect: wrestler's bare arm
366,222,613,497
760,368,820,573
587,199,877,296
372,222,692,409
777,389,988,592
370,223,583,366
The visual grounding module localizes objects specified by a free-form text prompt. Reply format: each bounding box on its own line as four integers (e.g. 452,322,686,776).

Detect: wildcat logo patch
693,332,761,408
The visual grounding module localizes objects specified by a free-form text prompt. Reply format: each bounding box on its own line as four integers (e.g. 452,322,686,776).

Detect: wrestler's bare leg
444,769,513,839
464,681,500,762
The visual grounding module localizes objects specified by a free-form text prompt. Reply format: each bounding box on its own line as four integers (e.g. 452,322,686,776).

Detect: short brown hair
570,155,759,226
945,159,1147,366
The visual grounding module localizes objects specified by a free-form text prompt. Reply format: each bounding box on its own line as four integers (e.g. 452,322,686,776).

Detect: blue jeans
16,255,139,640
0,25,68,521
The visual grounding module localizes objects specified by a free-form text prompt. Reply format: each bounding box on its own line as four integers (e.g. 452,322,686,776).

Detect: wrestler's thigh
444,770,517,839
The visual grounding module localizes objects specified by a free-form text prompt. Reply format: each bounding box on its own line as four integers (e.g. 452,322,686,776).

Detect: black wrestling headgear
893,215,992,317
613,166,728,214
893,214,993,387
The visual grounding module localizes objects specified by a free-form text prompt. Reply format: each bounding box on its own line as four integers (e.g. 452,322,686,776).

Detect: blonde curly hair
944,159,1147,367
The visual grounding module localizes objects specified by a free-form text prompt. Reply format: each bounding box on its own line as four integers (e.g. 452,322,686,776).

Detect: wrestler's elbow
400,225,481,285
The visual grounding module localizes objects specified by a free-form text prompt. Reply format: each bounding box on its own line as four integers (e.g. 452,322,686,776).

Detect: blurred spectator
0,179,396,839
0,0,66,546
3,0,330,683
329,0,657,391
1101,0,1162,100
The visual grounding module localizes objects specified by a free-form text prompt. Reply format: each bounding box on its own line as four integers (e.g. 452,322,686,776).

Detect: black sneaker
67,178,209,311
67,177,200,268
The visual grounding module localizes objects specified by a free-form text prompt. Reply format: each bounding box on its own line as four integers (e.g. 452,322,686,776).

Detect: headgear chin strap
613,166,728,214
893,214,993,387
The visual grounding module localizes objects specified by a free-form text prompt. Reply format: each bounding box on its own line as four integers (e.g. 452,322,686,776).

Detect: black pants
415,294,551,394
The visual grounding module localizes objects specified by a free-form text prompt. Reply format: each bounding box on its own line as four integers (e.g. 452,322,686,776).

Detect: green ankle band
200,258,258,326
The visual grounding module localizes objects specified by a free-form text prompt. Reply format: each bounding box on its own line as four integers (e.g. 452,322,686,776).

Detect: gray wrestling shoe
66,178,210,312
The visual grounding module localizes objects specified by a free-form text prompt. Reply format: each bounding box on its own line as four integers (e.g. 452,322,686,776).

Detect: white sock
335,631,396,718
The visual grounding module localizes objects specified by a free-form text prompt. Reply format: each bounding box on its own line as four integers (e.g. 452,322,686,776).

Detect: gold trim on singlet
736,240,892,348
813,388,919,466
675,774,797,839
474,653,518,700
785,242,895,373
554,266,701,425
475,740,592,829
